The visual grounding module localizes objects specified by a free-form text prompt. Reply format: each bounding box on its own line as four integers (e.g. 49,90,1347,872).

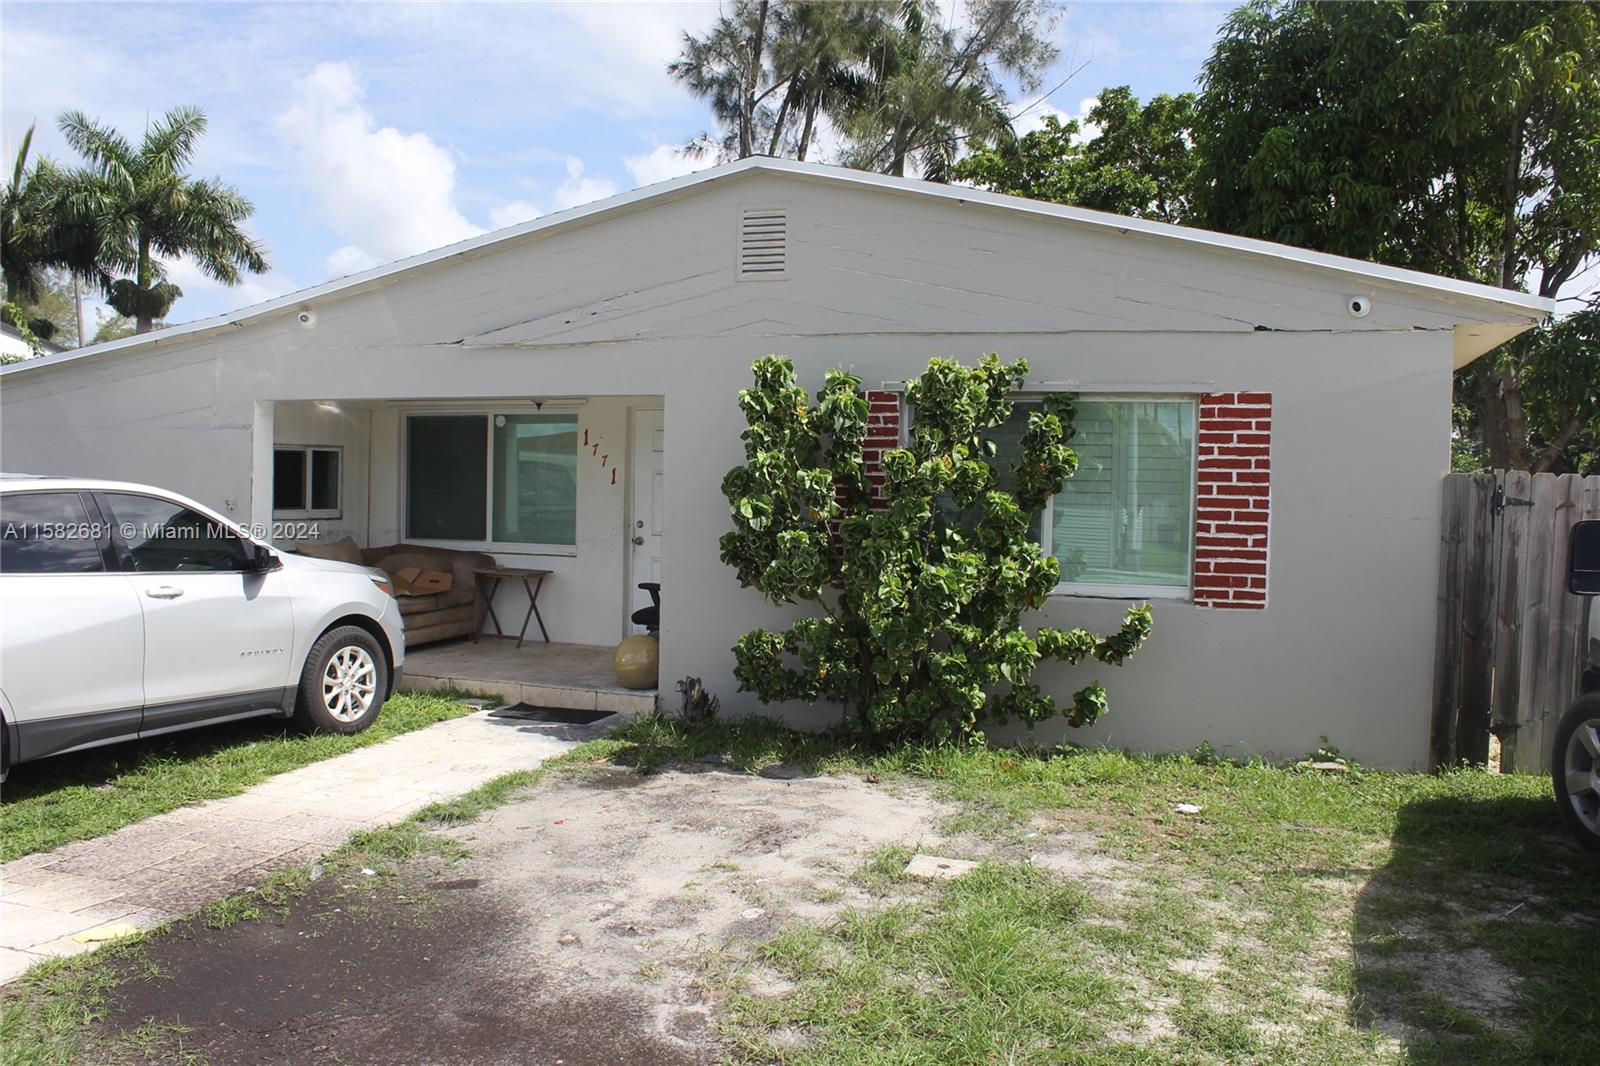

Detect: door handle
632,536,645,546
145,586,184,600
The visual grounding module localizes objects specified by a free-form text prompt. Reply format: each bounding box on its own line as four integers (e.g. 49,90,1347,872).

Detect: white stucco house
0,158,1551,765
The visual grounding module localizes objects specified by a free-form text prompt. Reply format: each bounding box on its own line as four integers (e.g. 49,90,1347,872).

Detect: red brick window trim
1194,391,1271,609
860,390,902,510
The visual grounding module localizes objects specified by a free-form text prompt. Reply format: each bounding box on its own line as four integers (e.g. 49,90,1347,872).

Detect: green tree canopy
1195,0,1600,471
952,86,1199,222
58,106,268,333
669,0,1058,179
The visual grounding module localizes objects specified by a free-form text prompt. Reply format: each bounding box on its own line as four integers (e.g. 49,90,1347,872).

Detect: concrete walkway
0,709,607,984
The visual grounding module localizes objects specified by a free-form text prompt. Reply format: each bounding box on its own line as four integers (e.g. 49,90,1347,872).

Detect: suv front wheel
293,625,388,734
1552,691,1600,852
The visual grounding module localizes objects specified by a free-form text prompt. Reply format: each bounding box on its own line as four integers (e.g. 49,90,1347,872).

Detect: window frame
272,444,343,520
400,407,579,557
1015,392,1199,603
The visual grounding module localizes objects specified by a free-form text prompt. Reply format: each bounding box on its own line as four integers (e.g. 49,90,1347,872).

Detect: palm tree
2,124,102,308
59,106,267,333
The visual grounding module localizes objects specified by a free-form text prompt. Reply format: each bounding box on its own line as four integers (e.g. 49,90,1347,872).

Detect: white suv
0,475,405,779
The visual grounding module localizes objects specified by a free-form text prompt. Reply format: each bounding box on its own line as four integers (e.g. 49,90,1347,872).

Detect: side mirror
248,543,284,574
1571,520,1600,596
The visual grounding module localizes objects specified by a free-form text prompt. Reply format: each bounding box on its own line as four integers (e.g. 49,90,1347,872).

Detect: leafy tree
836,0,1058,179
669,0,1058,179
1195,0,1600,471
670,0,877,162
1515,301,1600,473
952,86,1200,222
90,309,141,344
14,268,81,347
58,106,267,333
2,124,102,313
720,354,1152,743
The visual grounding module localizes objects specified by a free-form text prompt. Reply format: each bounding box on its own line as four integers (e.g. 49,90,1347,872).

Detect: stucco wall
271,401,372,546
0,168,1493,765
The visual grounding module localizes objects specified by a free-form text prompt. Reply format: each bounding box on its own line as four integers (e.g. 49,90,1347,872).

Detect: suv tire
293,626,388,734
1551,691,1600,852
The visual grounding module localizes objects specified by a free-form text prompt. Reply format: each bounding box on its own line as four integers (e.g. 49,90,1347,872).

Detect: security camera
1347,296,1371,318
296,307,317,329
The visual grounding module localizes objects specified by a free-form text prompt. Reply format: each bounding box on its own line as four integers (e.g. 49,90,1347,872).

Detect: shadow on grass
0,691,478,862
0,716,301,804
1351,792,1600,1065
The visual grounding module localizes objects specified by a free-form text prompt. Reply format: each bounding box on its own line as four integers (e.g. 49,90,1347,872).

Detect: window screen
405,416,488,541
273,449,306,511
1050,399,1194,589
309,449,340,512
492,414,577,545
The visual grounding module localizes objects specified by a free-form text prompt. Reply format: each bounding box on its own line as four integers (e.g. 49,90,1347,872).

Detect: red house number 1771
583,428,619,485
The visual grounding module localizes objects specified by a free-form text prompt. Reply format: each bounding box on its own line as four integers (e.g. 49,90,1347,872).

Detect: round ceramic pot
612,634,660,690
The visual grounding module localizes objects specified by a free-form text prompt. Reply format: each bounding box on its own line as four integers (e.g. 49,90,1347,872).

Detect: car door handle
145,586,185,600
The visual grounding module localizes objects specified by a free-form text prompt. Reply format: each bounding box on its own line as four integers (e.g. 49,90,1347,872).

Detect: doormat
488,704,616,725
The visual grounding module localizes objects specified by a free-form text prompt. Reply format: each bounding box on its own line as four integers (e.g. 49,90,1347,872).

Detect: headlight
370,575,394,597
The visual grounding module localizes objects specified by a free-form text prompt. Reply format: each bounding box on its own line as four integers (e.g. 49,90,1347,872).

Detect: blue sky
2,1,1240,326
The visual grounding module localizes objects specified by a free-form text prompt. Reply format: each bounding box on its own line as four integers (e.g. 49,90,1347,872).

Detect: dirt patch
95,863,697,1066
88,764,969,1064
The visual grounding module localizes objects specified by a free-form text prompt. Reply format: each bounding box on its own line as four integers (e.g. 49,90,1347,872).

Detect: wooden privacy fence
1433,471,1600,773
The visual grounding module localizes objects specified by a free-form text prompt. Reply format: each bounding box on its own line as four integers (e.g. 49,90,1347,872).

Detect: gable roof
1,156,1551,379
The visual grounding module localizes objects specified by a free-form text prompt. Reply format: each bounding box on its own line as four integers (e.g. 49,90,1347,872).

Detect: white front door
628,409,665,634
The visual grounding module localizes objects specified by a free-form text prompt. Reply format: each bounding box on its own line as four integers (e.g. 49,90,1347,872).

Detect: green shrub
720,353,1151,743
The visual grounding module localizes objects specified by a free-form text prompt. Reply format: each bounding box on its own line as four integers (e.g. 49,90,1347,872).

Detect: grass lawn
593,717,1600,1065
0,691,475,862
2,715,1596,1065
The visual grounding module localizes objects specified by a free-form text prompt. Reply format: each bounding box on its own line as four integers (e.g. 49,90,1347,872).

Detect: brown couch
295,538,494,647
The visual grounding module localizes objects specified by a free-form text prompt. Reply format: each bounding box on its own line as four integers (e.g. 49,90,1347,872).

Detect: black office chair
631,582,661,637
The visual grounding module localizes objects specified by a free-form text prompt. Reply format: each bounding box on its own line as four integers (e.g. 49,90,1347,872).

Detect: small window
990,397,1196,597
0,492,105,574
404,412,577,549
274,446,341,518
103,493,249,573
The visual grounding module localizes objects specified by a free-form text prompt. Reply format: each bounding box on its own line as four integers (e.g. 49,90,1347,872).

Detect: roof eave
1,156,1552,379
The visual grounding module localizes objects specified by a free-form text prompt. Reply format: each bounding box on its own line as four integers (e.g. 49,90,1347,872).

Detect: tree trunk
1475,106,1534,469
766,85,794,156
135,234,153,334
739,0,770,158
797,98,818,161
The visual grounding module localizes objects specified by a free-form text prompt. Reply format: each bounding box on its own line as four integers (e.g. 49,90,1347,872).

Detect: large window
274,446,341,517
992,397,1195,597
405,412,577,548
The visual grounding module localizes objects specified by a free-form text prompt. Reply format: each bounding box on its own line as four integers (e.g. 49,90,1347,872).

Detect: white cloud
324,246,379,278
551,157,618,211
1011,96,1100,143
1013,102,1072,137
488,200,542,230
623,142,715,187
274,61,483,277
164,256,299,313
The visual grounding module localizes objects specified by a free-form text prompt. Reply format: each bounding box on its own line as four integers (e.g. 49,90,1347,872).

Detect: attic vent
738,207,787,280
